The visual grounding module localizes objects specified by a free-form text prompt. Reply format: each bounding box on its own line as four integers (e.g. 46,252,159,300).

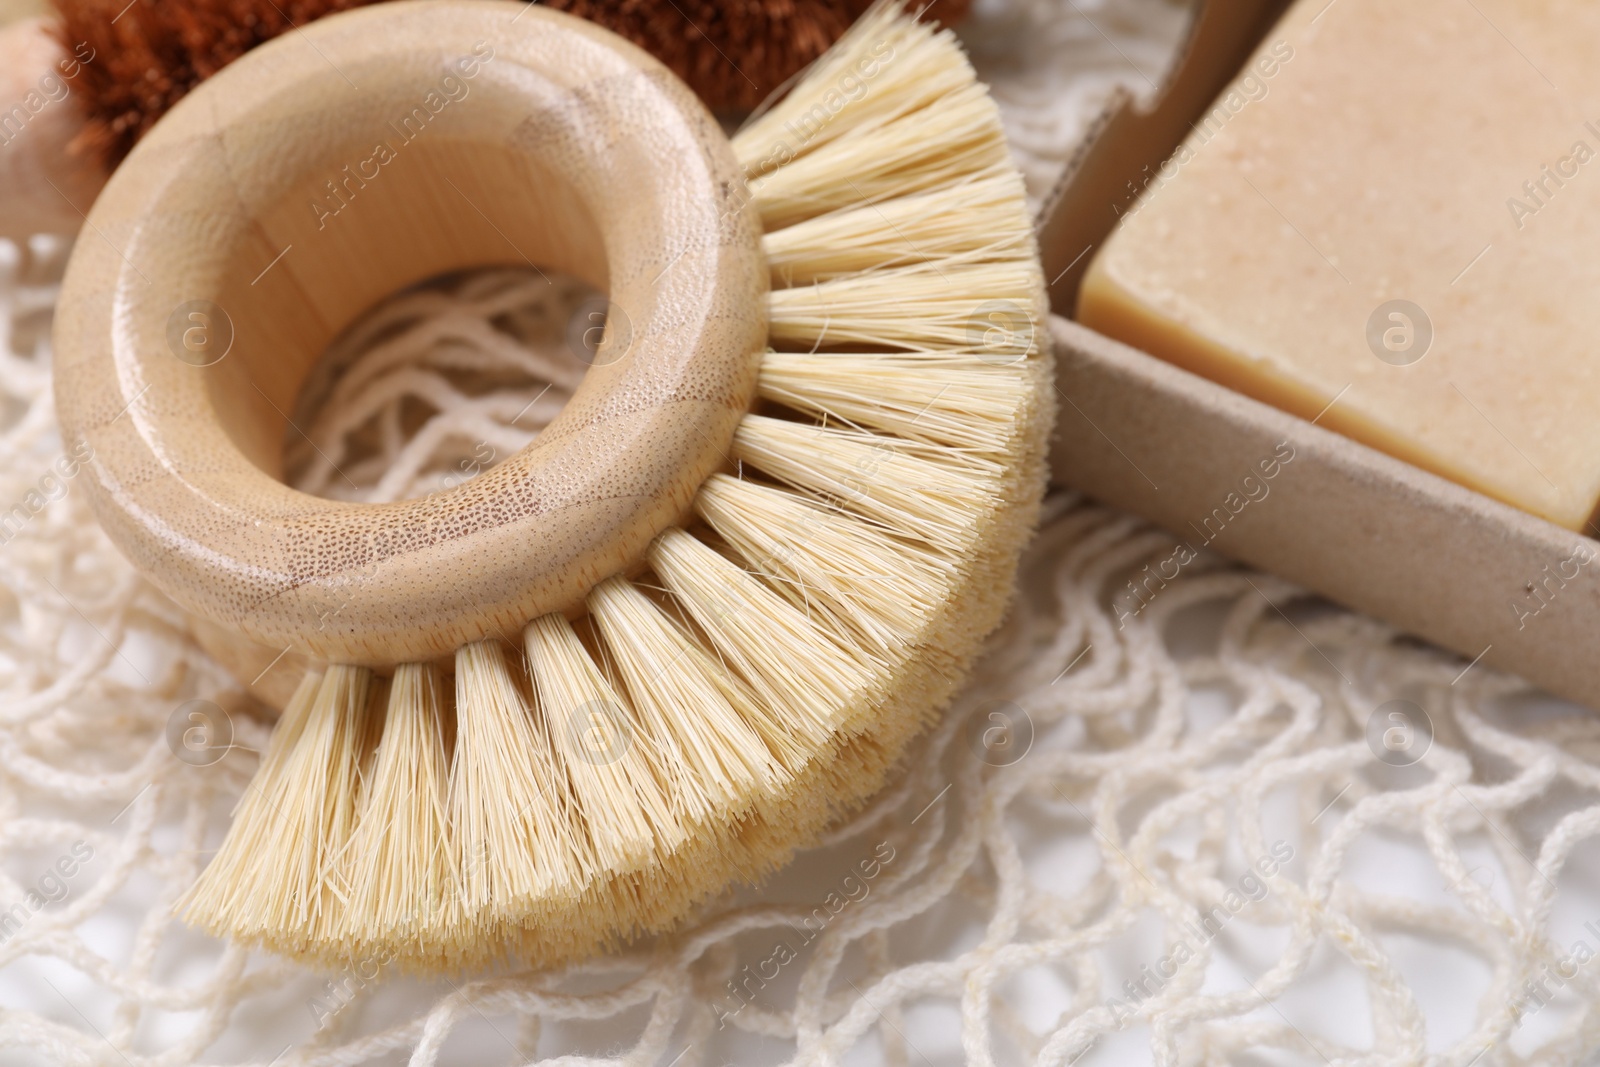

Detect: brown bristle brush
0,0,967,236
51,0,1048,971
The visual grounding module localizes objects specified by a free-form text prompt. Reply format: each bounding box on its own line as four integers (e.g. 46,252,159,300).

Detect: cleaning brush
0,0,966,238
51,0,1051,970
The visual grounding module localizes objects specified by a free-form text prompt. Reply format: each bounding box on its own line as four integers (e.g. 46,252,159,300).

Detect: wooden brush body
50,0,1048,972
53,3,767,665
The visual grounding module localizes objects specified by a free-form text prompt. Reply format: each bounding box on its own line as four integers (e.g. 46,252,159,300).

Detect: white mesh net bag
3,2,1600,1065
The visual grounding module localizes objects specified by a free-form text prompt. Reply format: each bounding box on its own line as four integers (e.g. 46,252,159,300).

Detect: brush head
54,0,1046,972
51,0,372,166
543,0,969,111
50,0,969,167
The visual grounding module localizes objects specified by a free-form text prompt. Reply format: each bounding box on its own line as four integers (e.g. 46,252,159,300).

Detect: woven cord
3,2,1598,1062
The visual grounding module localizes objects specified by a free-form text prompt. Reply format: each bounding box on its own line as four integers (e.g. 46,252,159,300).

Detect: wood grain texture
52,0,768,665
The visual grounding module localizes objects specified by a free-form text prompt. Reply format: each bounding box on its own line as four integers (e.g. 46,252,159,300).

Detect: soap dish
1038,0,1600,709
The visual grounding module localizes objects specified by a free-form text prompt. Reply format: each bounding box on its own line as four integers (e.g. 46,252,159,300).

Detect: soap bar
1079,0,1600,531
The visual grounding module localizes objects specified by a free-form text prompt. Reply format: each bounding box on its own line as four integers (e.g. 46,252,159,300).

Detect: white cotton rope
4,1,1600,1064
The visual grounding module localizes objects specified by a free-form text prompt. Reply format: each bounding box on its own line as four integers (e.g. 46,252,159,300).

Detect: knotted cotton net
3,1,1600,1064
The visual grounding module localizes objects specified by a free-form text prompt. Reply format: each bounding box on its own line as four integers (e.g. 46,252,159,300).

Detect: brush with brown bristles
51,0,1050,971
0,0,966,238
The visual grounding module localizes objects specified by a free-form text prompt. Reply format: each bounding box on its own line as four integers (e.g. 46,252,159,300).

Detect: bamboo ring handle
52,0,767,666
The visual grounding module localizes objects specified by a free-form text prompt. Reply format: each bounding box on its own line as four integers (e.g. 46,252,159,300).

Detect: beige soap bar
1079,0,1600,531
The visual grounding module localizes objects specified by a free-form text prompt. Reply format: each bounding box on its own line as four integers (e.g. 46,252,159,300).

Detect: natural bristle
544,0,852,113
766,260,1045,351
733,414,1000,553
51,0,973,167
524,613,683,873
735,0,972,177
185,0,1050,974
342,663,457,945
748,86,1008,229
451,640,587,919
179,670,322,936
758,350,1035,452
695,473,952,653
761,169,1029,283
650,528,877,740
181,667,376,949
589,576,789,812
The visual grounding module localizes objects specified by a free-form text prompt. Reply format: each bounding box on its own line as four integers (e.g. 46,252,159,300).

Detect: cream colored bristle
450,639,587,918
745,84,1008,230
185,0,1053,975
649,528,876,740
587,576,793,815
761,170,1029,284
733,414,1000,552
232,665,375,942
341,662,457,944
299,668,376,937
180,669,322,932
734,0,970,177
695,473,951,653
523,613,683,874
757,350,1034,453
767,260,1044,352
